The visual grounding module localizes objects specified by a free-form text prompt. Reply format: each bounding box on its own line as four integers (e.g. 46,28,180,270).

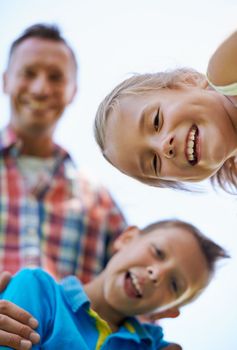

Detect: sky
0,1,237,349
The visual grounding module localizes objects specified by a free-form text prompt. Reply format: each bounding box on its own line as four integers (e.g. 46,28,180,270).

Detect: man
0,23,126,349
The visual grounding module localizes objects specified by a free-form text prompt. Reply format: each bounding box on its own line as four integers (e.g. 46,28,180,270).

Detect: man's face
103,225,209,316
3,38,77,136
104,88,237,184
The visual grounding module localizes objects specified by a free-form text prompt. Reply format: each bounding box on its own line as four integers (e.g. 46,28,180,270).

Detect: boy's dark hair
8,23,77,70
142,219,229,275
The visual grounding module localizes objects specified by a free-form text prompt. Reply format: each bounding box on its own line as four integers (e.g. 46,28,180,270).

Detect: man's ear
2,71,8,93
68,83,77,104
112,226,140,253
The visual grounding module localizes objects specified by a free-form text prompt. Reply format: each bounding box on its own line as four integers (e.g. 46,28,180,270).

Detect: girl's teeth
188,140,194,148
186,126,198,162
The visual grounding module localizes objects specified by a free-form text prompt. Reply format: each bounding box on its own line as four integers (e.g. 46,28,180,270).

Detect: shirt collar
118,317,156,346
60,276,158,347
0,124,72,161
0,124,19,151
60,276,90,312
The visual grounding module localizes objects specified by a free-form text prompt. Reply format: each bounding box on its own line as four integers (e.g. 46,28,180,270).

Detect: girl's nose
161,136,175,159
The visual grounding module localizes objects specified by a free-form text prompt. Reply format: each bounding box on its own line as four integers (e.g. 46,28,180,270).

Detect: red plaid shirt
0,126,126,283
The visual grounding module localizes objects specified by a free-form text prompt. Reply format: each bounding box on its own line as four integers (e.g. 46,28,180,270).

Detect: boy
0,219,228,349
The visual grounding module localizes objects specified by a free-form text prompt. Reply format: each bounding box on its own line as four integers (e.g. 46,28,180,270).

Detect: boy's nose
161,136,175,159
147,265,162,284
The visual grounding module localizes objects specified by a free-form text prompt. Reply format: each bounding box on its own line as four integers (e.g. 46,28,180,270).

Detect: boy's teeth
130,272,142,297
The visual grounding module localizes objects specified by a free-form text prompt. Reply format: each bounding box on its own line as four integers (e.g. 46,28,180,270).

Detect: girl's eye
154,109,160,131
153,154,157,175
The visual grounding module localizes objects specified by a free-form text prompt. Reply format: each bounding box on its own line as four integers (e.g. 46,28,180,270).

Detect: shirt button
28,227,37,236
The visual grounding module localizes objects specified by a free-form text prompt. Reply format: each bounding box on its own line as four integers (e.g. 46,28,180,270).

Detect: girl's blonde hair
94,68,237,194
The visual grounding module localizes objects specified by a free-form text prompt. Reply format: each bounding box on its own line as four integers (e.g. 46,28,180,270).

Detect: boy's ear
112,226,140,252
150,307,180,321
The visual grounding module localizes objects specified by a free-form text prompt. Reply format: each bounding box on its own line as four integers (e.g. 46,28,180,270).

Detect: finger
0,300,38,328
0,271,12,291
0,329,32,350
0,314,40,344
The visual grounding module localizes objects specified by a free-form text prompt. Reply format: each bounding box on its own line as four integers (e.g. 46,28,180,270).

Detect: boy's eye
153,246,165,260
154,109,160,131
170,277,179,295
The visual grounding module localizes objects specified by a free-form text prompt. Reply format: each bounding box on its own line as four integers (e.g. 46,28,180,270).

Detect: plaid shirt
0,126,126,283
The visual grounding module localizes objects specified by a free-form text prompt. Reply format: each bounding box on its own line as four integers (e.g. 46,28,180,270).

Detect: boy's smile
124,271,143,298
101,225,209,316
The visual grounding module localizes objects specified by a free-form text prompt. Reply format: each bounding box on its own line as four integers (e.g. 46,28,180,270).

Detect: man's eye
49,73,63,82
154,109,160,131
23,69,36,79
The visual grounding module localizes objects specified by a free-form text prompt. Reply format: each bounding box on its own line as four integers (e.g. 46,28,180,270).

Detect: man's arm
0,272,40,350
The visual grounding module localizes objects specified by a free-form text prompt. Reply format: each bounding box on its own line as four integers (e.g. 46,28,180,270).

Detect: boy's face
103,225,209,316
3,38,77,136
104,88,237,184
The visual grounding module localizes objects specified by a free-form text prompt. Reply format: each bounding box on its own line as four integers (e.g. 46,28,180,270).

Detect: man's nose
30,74,50,96
161,136,175,159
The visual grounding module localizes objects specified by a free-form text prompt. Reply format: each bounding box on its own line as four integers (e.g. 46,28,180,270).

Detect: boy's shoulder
11,268,57,293
14,267,54,280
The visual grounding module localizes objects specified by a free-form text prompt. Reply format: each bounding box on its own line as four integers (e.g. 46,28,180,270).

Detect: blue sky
0,1,237,349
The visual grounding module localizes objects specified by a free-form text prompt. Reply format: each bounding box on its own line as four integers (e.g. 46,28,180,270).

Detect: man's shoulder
76,168,113,197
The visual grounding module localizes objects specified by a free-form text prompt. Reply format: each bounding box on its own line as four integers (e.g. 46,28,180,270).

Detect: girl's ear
201,78,209,89
112,226,140,252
